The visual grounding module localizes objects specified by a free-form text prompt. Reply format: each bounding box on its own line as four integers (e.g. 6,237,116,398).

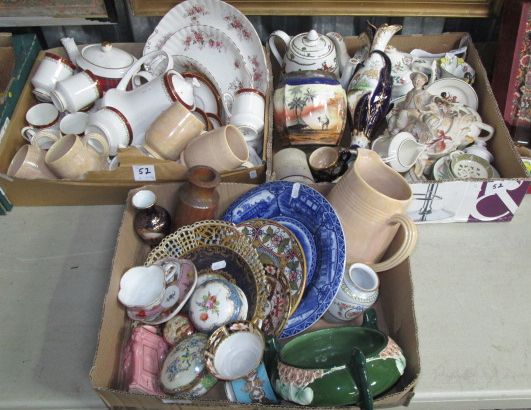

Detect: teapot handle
116,50,173,91
347,347,374,410
268,30,291,68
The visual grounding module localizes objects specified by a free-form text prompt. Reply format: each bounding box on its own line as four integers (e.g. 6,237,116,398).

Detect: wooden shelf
130,0,497,17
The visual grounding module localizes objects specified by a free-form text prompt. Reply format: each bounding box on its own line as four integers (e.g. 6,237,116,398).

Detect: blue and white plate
223,181,346,338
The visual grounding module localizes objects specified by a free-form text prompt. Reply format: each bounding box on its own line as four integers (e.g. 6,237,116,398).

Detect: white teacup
30,129,62,150
51,70,102,113
226,88,265,137
31,52,76,102
60,112,89,136
21,103,61,142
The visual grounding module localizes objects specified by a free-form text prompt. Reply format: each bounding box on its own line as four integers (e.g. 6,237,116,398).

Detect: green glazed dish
270,309,405,409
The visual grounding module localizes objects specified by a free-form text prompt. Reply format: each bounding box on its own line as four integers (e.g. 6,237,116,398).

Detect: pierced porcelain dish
450,151,493,179
143,0,269,93
426,78,478,110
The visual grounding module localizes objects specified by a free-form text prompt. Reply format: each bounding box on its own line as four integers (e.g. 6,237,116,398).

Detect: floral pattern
183,29,224,52
196,292,220,321
164,334,205,383
224,14,252,40
185,5,208,24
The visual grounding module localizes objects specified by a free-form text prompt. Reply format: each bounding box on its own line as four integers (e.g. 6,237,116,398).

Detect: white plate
426,78,478,110
144,0,269,93
161,25,252,103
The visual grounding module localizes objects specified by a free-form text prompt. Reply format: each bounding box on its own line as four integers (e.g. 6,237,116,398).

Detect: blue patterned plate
223,181,346,338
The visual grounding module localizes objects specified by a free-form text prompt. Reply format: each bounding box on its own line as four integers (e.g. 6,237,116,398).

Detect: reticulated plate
160,25,252,102
144,0,269,93
237,218,306,315
145,220,268,325
450,152,493,179
223,181,346,338
426,78,478,110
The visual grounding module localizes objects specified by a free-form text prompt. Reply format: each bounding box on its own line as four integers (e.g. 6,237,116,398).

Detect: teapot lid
289,30,335,61
81,41,135,77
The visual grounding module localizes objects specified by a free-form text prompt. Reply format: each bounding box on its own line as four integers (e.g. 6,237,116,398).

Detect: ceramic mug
181,125,249,172
325,263,379,322
225,88,266,139
60,112,89,136
50,70,103,113
326,148,418,272
21,103,61,143
205,320,265,381
225,362,278,404
7,144,57,179
308,146,353,182
31,52,76,102
144,100,206,160
273,148,314,184
118,264,178,321
44,133,108,179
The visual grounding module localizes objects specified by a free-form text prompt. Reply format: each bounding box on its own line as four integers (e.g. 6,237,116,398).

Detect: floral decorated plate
426,78,478,110
223,181,346,338
431,154,454,181
128,258,197,325
160,25,252,101
237,218,306,315
143,0,269,93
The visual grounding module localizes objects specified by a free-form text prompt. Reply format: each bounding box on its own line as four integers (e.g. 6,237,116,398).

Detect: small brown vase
173,165,221,230
132,190,172,246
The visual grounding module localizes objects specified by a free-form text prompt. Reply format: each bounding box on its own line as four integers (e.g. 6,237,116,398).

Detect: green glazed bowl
270,310,405,409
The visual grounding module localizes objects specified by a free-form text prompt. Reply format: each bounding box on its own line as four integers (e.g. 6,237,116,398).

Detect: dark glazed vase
173,165,221,230
132,190,172,247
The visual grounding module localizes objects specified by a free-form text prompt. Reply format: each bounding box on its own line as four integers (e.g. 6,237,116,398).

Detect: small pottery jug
270,309,405,409
273,70,347,147
173,166,221,230
132,190,172,246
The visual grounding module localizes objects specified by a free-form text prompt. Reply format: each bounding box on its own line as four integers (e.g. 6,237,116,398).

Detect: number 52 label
133,165,156,181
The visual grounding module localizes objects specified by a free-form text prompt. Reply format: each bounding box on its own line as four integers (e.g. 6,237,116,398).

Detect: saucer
426,78,478,110
450,152,493,179
432,155,454,181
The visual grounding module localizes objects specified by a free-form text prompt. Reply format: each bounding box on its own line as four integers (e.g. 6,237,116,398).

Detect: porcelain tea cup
225,88,266,138
463,140,494,163
144,100,206,160
44,133,108,179
225,361,278,404
59,112,89,136
273,148,314,184
181,125,249,172
21,103,61,142
51,70,103,113
31,52,76,102
7,144,57,179
308,146,353,182
188,278,248,333
205,320,265,381
118,264,178,321
30,129,62,151
326,263,379,322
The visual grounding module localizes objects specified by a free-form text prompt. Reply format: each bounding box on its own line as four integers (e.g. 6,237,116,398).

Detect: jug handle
348,347,374,410
268,30,291,68
370,213,418,273
116,50,173,91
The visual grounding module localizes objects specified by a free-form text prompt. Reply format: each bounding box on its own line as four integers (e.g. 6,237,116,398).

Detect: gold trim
131,0,494,17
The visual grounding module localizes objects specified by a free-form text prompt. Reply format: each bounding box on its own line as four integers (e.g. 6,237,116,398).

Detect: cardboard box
268,32,530,223
0,44,273,206
89,182,420,409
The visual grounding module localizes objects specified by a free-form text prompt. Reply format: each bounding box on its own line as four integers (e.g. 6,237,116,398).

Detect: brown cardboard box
268,33,530,223
90,182,420,409
0,44,273,206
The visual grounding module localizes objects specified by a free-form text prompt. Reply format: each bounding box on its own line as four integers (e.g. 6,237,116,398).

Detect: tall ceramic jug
347,24,402,149
326,149,417,272
101,51,195,147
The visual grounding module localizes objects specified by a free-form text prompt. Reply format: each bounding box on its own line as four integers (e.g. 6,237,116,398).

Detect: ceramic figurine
273,70,347,146
173,165,221,230
333,23,402,149
268,29,340,77
121,325,169,395
131,190,171,247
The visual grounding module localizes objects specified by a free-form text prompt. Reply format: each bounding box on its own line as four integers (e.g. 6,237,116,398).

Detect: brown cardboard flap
91,182,420,409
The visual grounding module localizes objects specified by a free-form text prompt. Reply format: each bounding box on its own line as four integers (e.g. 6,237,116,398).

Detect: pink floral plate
160,25,252,104
144,0,269,93
237,219,307,315
128,258,197,325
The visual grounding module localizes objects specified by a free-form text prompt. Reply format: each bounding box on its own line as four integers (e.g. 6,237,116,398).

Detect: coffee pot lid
289,30,335,61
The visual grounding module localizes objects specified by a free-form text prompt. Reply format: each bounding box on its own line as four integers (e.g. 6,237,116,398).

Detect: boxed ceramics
268,32,530,223
0,44,273,206
90,182,420,409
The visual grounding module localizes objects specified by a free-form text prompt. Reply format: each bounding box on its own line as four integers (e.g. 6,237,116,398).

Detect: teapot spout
60,37,81,66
